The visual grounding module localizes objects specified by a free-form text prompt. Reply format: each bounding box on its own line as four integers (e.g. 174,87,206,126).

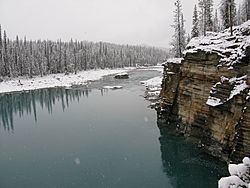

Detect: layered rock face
158,21,250,162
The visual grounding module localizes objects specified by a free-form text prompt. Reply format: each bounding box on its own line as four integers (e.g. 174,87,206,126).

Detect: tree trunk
229,0,233,36
248,0,250,20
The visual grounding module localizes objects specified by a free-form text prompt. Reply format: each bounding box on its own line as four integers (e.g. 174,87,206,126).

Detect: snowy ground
0,68,133,94
218,157,250,188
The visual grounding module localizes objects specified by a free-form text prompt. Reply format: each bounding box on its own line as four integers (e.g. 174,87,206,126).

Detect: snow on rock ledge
219,157,250,188
141,76,163,104
162,58,183,65
206,76,249,107
185,21,250,67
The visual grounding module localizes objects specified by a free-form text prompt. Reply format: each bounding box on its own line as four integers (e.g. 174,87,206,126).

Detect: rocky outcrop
114,72,129,79
158,21,250,162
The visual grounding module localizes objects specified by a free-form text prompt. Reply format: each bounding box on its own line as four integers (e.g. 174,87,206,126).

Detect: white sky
0,0,241,48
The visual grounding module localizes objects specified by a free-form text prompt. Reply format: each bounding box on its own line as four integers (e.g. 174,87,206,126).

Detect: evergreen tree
248,0,250,20
213,9,220,32
3,30,9,77
191,5,199,38
220,0,236,33
0,26,169,78
14,35,20,77
206,0,214,31
0,25,2,53
58,40,62,73
198,0,214,36
241,0,250,22
171,0,186,58
187,34,191,44
180,13,186,48
0,25,2,77
236,4,243,25
29,41,33,77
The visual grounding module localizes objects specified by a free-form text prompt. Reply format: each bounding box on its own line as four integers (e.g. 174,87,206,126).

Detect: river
0,69,227,188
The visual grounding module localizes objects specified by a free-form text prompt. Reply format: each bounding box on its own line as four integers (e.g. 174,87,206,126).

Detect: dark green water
0,70,227,188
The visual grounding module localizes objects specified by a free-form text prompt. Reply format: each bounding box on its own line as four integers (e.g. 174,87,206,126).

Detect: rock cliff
158,21,250,162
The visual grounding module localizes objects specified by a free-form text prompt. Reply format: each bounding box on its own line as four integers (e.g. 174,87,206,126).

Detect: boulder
114,72,129,79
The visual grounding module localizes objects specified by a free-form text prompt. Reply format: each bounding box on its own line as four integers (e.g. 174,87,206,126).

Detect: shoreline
0,68,134,94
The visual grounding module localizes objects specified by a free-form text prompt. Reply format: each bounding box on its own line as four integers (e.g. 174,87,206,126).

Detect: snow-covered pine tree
198,0,214,36
241,0,250,22
3,30,9,77
206,0,214,31
236,3,243,25
220,0,236,34
13,35,19,77
58,40,62,73
187,34,191,44
29,41,33,77
191,4,199,38
180,13,186,48
0,25,2,77
63,48,68,74
248,0,250,20
240,1,247,23
0,25,168,78
213,9,220,32
171,0,186,58
198,0,205,36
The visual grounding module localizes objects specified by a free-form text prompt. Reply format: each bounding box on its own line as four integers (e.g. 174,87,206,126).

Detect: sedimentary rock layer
158,21,250,162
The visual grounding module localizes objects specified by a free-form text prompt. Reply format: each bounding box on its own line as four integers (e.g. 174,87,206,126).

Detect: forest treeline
171,0,250,58
0,25,168,78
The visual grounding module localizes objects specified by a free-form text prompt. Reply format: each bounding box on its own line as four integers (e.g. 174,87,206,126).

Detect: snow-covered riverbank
141,75,163,107
0,68,133,94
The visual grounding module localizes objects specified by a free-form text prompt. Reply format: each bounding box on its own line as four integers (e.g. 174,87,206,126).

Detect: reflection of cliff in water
157,121,227,188
0,88,92,132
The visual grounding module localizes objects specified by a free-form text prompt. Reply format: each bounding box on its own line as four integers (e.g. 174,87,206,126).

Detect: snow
243,157,250,167
218,175,246,188
167,72,176,75
206,76,249,107
0,68,132,94
74,158,81,165
141,76,162,104
206,96,223,107
103,86,123,89
229,163,248,178
247,91,250,100
140,76,162,88
162,58,183,65
147,91,161,97
184,21,250,67
219,157,250,188
229,78,249,100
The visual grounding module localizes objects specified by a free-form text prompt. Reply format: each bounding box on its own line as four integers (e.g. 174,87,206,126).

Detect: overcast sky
0,0,241,48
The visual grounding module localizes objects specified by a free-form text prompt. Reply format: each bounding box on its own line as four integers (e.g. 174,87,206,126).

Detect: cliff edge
158,21,250,162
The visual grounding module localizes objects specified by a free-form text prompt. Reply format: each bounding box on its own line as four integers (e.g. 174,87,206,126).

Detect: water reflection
0,88,92,132
158,124,227,188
